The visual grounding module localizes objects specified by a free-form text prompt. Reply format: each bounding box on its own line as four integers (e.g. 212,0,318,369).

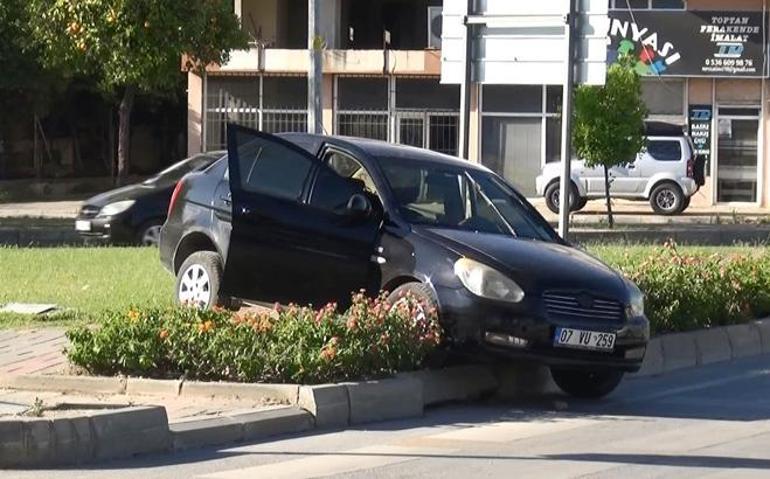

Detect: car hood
83,183,158,208
417,227,628,298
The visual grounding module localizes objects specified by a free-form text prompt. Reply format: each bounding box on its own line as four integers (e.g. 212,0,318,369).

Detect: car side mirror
346,193,372,219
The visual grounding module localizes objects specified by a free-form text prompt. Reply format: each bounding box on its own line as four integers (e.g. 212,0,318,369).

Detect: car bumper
74,215,134,244
535,175,547,196
436,286,649,373
681,178,699,197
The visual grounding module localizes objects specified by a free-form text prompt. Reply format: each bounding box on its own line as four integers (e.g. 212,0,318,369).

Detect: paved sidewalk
0,328,67,376
0,201,81,219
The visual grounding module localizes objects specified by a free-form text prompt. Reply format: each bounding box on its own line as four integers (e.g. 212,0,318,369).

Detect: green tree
26,0,248,184
573,55,647,228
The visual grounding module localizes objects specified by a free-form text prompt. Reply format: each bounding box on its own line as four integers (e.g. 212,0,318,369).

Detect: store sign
688,105,712,161
608,11,768,77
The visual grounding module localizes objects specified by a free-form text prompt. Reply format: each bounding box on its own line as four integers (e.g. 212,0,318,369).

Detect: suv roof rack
645,121,686,137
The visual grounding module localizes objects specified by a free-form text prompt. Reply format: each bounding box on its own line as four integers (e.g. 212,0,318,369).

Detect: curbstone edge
0,375,127,395
725,323,762,359
756,318,770,354
180,381,299,405
693,328,732,366
298,384,350,429
346,376,423,425
400,365,499,406
661,332,697,372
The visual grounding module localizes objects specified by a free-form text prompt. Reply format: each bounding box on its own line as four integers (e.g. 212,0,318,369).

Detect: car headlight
453,257,525,303
626,280,645,318
98,200,135,217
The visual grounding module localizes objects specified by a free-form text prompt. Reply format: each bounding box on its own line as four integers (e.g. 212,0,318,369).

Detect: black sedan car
159,125,649,398
75,152,224,245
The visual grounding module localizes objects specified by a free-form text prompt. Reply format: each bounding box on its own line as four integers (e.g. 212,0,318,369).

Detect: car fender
172,227,225,273
643,173,686,199
540,172,588,198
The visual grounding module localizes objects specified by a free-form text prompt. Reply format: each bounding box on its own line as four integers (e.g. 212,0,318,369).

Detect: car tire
175,251,227,310
573,197,588,212
550,368,624,399
679,195,691,214
545,182,580,214
386,282,447,369
650,182,684,216
137,220,164,247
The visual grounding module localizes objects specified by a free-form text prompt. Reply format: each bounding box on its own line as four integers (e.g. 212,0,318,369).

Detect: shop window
482,85,542,114
641,79,685,118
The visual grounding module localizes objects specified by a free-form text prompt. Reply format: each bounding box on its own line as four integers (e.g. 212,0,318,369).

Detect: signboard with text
608,11,768,77
689,105,712,165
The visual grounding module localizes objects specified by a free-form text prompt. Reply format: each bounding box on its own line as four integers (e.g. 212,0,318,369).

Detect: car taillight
687,157,695,178
168,180,184,217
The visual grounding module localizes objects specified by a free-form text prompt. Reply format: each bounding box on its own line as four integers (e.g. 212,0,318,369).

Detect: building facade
187,0,770,208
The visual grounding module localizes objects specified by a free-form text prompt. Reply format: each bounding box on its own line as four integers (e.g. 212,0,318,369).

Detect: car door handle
627,164,636,169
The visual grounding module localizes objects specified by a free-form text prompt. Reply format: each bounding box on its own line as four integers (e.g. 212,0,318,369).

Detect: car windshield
143,154,220,186
379,157,558,242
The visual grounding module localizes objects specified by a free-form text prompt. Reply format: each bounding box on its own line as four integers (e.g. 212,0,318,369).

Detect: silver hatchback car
536,125,706,216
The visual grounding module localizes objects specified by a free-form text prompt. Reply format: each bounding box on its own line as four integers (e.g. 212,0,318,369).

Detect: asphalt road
8,355,770,479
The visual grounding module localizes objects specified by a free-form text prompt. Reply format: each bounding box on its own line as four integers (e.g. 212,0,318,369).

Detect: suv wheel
137,220,164,247
650,182,684,216
550,368,624,399
175,251,225,309
545,182,580,214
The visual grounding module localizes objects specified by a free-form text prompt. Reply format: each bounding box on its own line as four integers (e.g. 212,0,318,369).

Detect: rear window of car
647,140,682,162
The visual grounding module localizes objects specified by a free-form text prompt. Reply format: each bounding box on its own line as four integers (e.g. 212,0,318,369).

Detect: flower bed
611,243,770,334
66,292,441,384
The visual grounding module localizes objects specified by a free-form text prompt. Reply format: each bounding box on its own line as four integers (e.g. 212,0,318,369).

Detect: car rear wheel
138,220,164,247
650,182,684,216
386,283,448,369
175,251,226,309
545,182,580,214
680,195,691,213
550,367,624,399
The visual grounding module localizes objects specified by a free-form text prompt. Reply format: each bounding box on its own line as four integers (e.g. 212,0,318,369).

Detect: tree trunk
603,164,614,229
116,86,136,186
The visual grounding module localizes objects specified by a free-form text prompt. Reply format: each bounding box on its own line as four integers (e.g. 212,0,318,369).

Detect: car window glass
379,159,555,241
235,138,313,201
647,140,682,162
309,166,368,213
326,152,380,197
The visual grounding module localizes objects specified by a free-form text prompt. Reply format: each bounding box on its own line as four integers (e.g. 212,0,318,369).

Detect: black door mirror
346,193,372,219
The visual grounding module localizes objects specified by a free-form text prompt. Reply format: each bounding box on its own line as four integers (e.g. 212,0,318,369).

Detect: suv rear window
647,140,682,162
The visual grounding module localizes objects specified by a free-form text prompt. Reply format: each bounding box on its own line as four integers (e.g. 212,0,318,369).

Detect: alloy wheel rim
656,189,677,211
141,225,162,246
178,264,211,308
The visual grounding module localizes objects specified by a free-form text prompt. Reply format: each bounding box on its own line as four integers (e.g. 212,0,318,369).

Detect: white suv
536,126,705,216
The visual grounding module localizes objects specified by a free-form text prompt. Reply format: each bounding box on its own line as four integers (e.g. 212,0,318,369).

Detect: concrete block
693,328,732,365
238,407,314,441
661,332,697,372
0,420,26,467
726,323,762,358
402,365,499,406
126,377,182,397
89,406,171,460
634,338,664,377
756,319,770,354
0,374,126,395
346,377,423,425
181,381,299,405
52,416,93,465
22,419,54,465
170,416,243,451
493,362,560,398
298,384,350,429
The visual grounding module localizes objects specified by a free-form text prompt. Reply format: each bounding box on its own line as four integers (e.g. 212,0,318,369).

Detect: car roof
279,133,487,171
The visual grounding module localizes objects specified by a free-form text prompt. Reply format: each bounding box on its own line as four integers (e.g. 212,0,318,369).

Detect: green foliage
573,55,648,170
606,242,770,334
65,292,442,384
26,0,249,94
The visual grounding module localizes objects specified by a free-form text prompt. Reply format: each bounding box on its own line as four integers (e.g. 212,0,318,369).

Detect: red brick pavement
0,328,67,375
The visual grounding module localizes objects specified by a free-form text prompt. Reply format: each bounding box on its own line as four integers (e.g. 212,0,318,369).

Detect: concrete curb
0,406,170,468
633,318,769,377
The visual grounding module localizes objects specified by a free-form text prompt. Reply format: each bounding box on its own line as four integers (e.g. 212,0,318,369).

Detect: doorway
715,106,760,204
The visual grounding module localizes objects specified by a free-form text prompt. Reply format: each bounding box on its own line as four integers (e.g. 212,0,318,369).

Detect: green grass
0,244,766,329
0,247,174,328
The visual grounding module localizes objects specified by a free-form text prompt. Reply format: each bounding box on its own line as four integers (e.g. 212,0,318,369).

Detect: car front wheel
550,367,624,399
545,182,580,214
175,251,226,309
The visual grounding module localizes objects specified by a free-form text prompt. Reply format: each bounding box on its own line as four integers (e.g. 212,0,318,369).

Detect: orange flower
346,316,358,331
159,330,169,340
127,309,140,322
320,343,337,361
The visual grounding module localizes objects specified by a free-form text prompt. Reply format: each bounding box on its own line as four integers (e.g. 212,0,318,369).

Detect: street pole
308,0,323,134
558,0,577,239
458,0,474,160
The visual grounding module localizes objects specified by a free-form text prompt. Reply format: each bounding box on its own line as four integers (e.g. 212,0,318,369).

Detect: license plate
75,220,91,232
554,327,616,352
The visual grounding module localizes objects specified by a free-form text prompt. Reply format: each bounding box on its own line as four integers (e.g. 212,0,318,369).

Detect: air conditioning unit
427,6,442,49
